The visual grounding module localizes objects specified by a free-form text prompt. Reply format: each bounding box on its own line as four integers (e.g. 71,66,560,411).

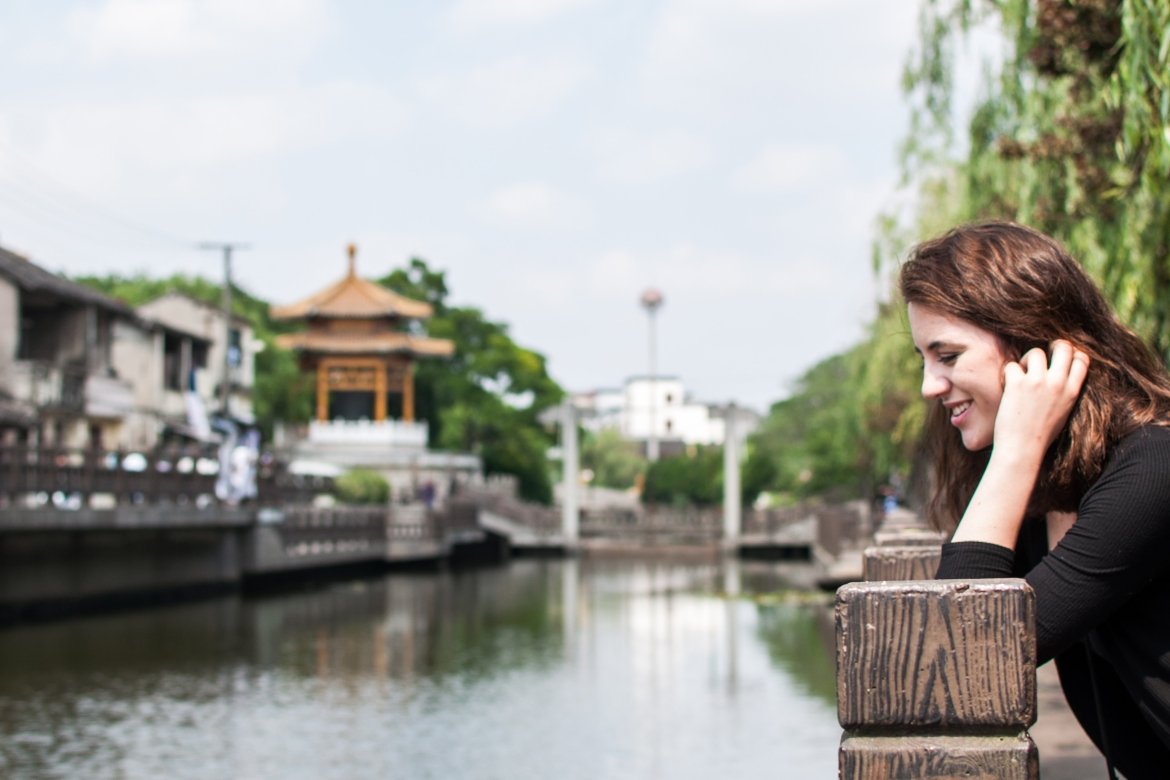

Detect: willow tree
897,0,1170,355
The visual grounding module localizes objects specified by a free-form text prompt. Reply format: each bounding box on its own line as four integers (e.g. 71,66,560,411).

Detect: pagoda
271,245,454,449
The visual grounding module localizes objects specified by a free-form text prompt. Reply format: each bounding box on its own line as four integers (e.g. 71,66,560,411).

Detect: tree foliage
378,259,563,504
579,428,645,490
896,0,1170,353
641,446,723,507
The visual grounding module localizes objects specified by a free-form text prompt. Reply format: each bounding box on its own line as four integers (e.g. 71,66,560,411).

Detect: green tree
378,259,564,503
896,0,1170,354
641,446,723,507
579,428,645,490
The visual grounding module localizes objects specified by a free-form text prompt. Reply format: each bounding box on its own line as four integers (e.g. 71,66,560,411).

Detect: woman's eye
938,353,958,365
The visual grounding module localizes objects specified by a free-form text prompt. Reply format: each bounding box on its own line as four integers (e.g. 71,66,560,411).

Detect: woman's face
908,303,1012,452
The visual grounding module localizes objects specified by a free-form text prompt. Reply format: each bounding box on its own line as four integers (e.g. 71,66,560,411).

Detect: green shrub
333,469,390,505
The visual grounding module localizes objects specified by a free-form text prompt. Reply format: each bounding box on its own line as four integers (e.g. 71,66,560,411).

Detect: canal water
0,558,841,779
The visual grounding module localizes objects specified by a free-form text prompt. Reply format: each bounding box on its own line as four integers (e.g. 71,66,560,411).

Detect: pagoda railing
307,419,428,448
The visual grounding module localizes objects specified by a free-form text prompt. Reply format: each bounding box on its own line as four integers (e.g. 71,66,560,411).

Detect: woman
901,221,1170,779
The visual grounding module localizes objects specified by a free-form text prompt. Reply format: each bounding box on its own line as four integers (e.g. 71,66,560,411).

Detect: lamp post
640,288,664,462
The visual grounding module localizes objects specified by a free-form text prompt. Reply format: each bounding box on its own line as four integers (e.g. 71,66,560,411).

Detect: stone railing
837,528,1038,778
307,419,428,448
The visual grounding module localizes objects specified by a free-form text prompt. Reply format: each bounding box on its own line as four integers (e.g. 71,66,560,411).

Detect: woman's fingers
996,341,1090,453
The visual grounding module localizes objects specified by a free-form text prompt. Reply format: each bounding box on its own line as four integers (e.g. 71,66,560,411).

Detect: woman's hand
952,340,1089,547
993,339,1090,457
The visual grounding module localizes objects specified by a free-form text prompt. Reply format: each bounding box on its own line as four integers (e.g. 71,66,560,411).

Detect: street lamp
640,288,664,462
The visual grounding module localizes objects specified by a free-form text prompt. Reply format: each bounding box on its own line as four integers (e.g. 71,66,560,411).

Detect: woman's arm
950,341,1089,547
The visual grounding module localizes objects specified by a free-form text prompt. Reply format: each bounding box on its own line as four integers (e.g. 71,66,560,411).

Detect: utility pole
198,242,250,416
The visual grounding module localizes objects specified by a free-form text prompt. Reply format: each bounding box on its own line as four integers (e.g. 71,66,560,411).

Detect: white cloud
7,83,407,198
592,128,712,184
476,181,590,230
446,0,606,30
640,0,918,109
416,54,590,129
731,143,847,193
68,0,331,62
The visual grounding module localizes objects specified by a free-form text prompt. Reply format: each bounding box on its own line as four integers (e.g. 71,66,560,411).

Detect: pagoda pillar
374,359,388,422
403,361,415,423
316,363,329,422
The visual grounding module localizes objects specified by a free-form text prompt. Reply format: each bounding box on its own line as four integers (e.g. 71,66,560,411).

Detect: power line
0,136,196,250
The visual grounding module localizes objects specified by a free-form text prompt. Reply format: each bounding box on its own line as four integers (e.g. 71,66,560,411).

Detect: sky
0,0,941,414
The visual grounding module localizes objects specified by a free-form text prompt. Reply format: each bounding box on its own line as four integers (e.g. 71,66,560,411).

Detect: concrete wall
0,528,243,615
110,319,163,449
138,293,257,421
0,277,17,383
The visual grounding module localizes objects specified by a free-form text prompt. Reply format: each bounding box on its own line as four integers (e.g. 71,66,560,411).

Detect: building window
665,419,673,433
665,393,673,404
228,328,242,368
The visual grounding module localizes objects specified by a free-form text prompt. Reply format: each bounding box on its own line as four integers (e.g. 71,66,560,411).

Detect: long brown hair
900,221,1170,531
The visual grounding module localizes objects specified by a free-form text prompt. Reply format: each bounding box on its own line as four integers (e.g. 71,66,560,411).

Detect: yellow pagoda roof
270,245,434,321
275,331,455,357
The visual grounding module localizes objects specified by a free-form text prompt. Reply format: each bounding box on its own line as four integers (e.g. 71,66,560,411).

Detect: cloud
416,54,591,129
640,0,918,110
731,142,848,193
476,181,590,230
592,128,712,184
446,0,607,30
67,0,332,62
7,83,407,197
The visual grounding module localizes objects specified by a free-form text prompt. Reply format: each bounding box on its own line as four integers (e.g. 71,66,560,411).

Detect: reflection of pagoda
271,245,454,453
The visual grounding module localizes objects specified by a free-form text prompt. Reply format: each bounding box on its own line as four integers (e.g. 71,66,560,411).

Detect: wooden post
837,578,1038,779
316,363,329,422
374,359,387,422
865,517,945,582
403,362,415,423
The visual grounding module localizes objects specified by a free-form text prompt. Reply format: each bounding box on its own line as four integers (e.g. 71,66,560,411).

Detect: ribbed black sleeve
936,541,1015,580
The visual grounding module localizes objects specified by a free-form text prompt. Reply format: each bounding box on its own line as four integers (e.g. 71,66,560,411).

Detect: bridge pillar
560,399,579,544
722,402,741,545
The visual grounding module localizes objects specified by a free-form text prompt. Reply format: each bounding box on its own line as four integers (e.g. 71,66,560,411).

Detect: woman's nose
921,368,949,399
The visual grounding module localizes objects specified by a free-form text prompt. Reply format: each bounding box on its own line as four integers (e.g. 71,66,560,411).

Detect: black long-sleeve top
936,425,1170,780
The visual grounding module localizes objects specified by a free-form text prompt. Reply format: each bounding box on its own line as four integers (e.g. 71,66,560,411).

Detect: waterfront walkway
1033,662,1104,779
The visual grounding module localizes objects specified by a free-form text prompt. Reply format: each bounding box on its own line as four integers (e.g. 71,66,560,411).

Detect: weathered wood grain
840,734,1038,779
863,545,943,582
836,579,1036,729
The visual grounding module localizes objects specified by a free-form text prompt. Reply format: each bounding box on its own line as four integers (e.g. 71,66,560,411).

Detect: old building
0,246,139,448
137,291,259,426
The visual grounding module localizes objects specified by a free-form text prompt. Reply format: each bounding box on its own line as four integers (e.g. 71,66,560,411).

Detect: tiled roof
270,250,433,321
0,245,136,316
275,331,454,357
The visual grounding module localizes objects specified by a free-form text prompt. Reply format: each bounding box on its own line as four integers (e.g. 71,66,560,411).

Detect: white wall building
573,375,760,451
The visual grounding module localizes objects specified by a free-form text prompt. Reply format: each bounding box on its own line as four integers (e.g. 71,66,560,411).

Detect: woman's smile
908,303,1012,451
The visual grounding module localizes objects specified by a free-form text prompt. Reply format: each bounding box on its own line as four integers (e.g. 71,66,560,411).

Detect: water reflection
0,558,839,779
